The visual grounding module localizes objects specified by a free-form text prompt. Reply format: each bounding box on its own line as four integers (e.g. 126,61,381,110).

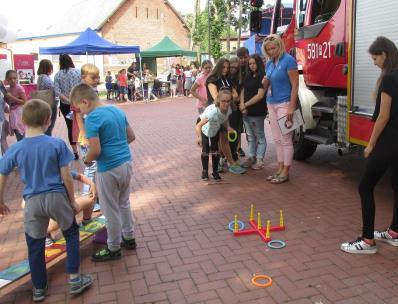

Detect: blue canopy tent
39,27,142,93
39,27,140,55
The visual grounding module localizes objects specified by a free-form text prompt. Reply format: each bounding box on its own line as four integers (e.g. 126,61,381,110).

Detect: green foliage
185,0,251,60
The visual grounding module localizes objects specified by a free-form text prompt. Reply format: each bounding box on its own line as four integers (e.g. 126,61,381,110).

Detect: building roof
16,0,187,40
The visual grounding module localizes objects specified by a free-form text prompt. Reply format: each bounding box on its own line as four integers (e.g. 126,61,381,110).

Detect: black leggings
359,128,398,239
201,131,220,173
228,109,243,161
59,102,76,146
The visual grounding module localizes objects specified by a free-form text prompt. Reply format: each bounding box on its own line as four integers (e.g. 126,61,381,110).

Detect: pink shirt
195,72,209,109
118,74,127,87
6,84,26,135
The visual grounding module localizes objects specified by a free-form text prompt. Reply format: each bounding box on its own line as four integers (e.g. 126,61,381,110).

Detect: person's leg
275,103,294,177
359,144,390,240
62,219,80,274
228,110,240,161
118,162,135,241
201,132,210,174
390,140,398,232
242,115,256,165
1,120,8,155
96,170,123,253
267,103,284,176
210,132,221,178
250,116,266,169
25,234,47,289
45,106,58,136
59,103,77,154
23,195,51,291
219,132,235,165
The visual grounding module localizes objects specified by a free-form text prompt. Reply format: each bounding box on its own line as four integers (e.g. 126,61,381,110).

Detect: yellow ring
227,130,238,142
251,274,273,288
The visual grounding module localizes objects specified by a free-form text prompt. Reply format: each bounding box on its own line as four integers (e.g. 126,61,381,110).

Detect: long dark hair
247,54,265,78
37,59,53,75
206,58,230,85
59,54,75,71
368,36,398,96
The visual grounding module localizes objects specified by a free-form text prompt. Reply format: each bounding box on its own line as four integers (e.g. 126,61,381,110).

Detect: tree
185,0,251,59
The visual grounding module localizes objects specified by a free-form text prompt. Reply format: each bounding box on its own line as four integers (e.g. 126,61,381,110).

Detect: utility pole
207,0,211,59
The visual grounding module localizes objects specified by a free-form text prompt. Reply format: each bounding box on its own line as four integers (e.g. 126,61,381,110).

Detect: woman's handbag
31,89,55,107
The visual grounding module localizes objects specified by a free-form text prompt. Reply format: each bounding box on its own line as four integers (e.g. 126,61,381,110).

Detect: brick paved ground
1,97,398,304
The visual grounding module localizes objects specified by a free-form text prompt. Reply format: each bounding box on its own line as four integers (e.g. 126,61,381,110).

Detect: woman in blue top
262,34,299,184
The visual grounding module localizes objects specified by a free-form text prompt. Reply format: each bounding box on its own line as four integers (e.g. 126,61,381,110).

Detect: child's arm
0,174,10,215
190,82,207,107
195,118,208,146
60,166,80,213
73,172,97,202
75,112,88,146
84,137,101,165
5,92,26,105
126,125,136,144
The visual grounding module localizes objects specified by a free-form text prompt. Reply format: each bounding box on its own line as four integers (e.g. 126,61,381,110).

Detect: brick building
2,0,191,77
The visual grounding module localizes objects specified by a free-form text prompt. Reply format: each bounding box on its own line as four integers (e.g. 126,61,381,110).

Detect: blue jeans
242,115,267,159
25,221,80,289
80,146,97,195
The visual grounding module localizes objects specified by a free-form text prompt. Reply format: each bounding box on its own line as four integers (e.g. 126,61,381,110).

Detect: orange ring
251,274,273,288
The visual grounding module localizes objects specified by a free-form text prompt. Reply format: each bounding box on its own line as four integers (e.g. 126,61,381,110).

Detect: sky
168,0,208,15
1,0,277,38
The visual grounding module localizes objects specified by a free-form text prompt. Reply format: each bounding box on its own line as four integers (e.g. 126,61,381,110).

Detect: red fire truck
251,0,398,160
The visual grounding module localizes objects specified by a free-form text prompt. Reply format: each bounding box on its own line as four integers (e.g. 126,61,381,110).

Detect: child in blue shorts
0,99,92,302
70,83,136,261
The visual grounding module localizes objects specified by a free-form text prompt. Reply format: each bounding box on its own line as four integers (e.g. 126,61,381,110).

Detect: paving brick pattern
0,97,397,303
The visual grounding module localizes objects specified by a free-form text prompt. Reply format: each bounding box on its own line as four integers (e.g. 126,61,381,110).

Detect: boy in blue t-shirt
0,100,92,302
70,83,136,262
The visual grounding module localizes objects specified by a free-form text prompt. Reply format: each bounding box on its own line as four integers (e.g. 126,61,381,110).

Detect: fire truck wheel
292,126,318,160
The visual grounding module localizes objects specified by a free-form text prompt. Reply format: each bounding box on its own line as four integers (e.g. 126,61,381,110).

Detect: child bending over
196,89,234,181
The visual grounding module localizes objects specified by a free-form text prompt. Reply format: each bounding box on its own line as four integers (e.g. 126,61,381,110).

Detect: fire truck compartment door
351,0,398,114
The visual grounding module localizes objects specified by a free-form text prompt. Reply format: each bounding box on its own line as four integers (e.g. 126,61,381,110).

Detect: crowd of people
194,36,398,257
194,36,298,182
0,34,397,302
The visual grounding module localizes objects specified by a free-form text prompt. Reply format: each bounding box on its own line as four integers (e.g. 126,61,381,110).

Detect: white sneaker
374,229,398,246
241,157,255,168
251,159,264,170
340,238,377,254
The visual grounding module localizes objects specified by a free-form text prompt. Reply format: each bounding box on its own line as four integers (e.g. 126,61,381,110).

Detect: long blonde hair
262,34,286,60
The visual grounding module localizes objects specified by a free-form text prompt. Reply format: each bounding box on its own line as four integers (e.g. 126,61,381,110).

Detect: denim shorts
119,86,128,94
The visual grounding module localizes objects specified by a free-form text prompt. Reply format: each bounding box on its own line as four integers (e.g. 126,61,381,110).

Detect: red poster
13,54,35,85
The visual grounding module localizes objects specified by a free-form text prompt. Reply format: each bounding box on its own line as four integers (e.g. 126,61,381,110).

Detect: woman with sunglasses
206,59,246,175
262,34,299,184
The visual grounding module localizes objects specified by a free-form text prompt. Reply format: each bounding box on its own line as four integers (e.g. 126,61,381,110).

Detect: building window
136,7,138,18
146,8,149,19
157,8,159,19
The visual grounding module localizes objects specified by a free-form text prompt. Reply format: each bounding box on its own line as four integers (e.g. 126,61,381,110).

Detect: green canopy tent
140,36,197,74
141,36,197,58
